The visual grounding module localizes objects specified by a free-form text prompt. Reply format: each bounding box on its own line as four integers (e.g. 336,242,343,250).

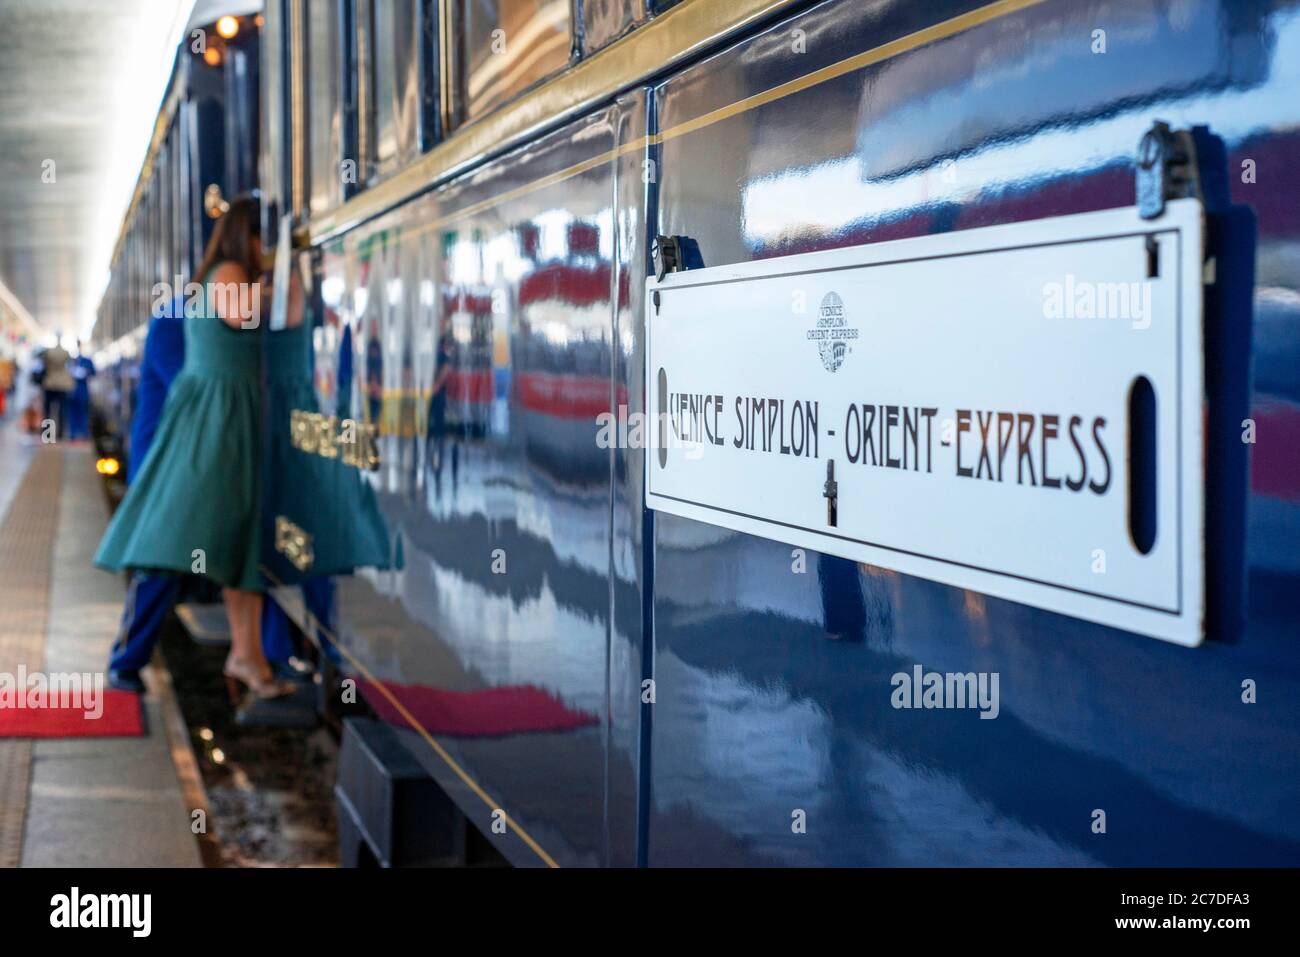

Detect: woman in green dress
96,197,295,702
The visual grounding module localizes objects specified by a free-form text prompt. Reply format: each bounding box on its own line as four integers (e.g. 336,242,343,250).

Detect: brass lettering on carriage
275,515,314,571
316,413,338,459
289,409,380,471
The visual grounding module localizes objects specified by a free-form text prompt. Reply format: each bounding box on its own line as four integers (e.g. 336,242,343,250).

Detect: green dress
260,311,393,586
96,298,265,589
96,295,393,590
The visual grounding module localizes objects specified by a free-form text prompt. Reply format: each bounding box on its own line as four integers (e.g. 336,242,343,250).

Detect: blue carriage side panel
315,92,651,867
1194,125,1256,644
643,0,1300,866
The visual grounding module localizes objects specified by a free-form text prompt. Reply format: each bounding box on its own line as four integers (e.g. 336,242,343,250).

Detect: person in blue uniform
427,327,456,489
106,294,184,691
66,342,96,440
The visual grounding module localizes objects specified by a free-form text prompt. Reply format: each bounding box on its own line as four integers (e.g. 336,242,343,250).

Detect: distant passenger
66,341,96,441
38,334,75,440
17,357,43,433
365,318,383,426
0,353,14,417
427,327,456,487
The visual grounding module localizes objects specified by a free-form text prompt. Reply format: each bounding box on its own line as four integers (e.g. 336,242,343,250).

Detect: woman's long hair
195,195,261,284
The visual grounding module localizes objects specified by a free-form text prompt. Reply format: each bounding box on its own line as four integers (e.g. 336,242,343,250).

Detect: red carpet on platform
0,690,144,738
360,680,598,737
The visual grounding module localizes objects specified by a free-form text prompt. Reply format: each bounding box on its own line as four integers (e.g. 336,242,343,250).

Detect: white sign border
645,199,1206,647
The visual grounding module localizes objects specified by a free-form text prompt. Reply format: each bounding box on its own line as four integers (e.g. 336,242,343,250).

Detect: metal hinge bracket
652,234,686,281
1136,121,1201,220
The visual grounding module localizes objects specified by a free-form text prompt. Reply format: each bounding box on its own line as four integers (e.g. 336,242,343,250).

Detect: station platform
0,421,202,868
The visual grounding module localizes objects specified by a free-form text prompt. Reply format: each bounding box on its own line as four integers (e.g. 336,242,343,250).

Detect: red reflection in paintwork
359,680,599,737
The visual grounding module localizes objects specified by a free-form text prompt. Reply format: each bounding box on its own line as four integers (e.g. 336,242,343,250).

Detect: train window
581,0,642,56
155,177,165,287
157,145,170,290
172,119,189,282
260,0,288,224
137,223,146,323
168,135,180,282
449,0,572,127
129,234,135,326
131,227,140,327
357,0,437,185
305,0,346,215
140,188,152,313
145,177,156,302
152,177,163,295
124,233,133,332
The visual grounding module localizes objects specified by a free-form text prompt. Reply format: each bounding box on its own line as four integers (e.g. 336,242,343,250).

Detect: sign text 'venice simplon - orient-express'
646,202,1205,645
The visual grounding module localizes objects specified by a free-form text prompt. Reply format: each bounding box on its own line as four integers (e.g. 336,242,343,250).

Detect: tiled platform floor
0,425,200,867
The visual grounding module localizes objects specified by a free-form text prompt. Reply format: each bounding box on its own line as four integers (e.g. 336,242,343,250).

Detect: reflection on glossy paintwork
314,95,646,866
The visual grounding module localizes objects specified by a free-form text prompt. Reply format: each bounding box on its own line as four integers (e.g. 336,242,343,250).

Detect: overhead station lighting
216,15,240,39
79,2,195,342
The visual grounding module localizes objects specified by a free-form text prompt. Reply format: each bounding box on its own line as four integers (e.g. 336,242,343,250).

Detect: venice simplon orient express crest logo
807,291,858,372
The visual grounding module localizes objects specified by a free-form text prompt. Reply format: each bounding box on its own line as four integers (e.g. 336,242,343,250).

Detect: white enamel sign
646,200,1205,645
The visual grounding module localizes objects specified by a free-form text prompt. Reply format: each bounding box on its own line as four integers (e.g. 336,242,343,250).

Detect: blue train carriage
259,0,1298,867
91,9,261,491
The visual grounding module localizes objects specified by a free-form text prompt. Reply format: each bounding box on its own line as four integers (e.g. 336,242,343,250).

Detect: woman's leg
245,591,265,672
222,587,247,659
222,589,291,702
223,587,270,678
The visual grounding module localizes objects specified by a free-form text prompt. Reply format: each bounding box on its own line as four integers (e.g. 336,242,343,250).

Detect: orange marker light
96,457,121,476
216,15,239,39
202,45,222,66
